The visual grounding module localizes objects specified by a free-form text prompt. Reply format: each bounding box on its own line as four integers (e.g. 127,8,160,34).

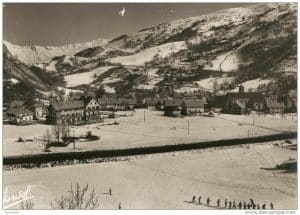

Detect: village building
98,96,121,111
47,100,85,125
118,98,137,110
35,98,50,106
223,92,266,114
83,97,103,123
265,100,285,114
181,99,205,116
7,106,34,125
214,86,266,114
33,103,47,120
164,99,183,117
283,90,297,113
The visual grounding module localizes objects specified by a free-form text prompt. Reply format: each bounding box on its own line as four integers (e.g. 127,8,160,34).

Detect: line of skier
191,195,274,210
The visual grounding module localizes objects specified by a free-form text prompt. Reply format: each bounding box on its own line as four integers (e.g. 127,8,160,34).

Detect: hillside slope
3,3,297,99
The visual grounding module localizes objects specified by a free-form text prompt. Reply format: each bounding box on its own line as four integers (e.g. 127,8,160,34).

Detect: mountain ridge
3,3,297,103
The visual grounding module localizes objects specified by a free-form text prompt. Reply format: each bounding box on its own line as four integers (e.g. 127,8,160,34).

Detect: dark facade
164,99,182,117
47,100,85,125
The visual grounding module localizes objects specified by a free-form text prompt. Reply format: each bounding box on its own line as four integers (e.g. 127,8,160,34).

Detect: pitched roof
118,98,137,105
82,97,99,106
164,99,183,107
9,100,25,108
226,92,265,102
182,99,204,108
50,100,84,111
7,107,33,116
98,96,119,106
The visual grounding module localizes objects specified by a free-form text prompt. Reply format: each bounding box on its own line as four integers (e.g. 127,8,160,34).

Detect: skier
217,199,220,207
192,195,196,203
109,188,112,195
207,197,210,206
270,203,274,209
247,203,251,209
250,198,255,207
224,199,228,208
238,201,242,209
198,196,201,204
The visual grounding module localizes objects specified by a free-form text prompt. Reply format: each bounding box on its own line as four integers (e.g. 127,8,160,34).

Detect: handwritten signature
3,185,34,209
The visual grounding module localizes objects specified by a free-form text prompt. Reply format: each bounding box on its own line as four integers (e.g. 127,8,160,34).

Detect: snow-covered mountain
3,3,297,102
3,38,108,66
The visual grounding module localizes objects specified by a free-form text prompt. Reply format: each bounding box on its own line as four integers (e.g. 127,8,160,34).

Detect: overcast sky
4,3,253,46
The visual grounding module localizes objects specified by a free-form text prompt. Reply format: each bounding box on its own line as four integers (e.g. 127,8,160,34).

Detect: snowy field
109,41,187,66
3,142,297,209
64,66,114,87
3,110,297,157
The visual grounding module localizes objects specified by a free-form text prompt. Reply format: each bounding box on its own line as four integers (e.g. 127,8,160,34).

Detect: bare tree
61,124,68,138
51,183,100,209
42,128,52,152
52,124,67,143
52,125,61,143
45,128,52,145
213,79,219,95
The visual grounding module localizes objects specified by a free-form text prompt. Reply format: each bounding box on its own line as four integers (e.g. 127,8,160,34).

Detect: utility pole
187,120,190,135
248,129,249,138
73,130,75,150
144,109,146,123
253,114,255,126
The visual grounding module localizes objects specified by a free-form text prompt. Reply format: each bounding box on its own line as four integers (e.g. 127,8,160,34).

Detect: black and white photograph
2,1,298,213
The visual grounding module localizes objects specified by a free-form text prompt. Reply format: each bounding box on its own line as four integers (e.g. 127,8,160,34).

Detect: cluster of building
3,95,139,126
143,98,206,117
213,86,293,115
145,86,295,117
3,85,296,125
3,100,44,125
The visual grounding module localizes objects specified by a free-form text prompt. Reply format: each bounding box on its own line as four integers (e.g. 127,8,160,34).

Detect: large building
214,86,266,114
47,100,85,125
